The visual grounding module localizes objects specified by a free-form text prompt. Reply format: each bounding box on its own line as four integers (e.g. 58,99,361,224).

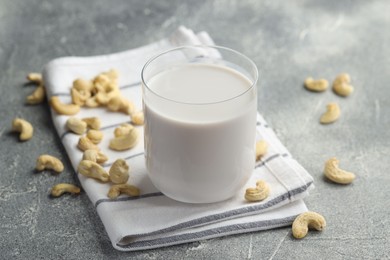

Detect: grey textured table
1,0,389,259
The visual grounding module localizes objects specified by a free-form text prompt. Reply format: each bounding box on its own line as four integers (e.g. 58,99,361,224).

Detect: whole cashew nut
77,136,100,152
66,117,87,135
109,159,130,184
82,150,108,164
27,73,43,84
107,184,140,199
109,128,139,151
82,117,101,130
77,160,109,182
26,85,46,105
86,130,104,144
131,111,144,125
51,183,81,197
320,103,340,124
304,77,329,92
292,211,326,239
114,124,134,137
332,73,353,97
36,154,64,173
12,118,34,141
324,157,355,184
50,96,80,115
245,180,270,202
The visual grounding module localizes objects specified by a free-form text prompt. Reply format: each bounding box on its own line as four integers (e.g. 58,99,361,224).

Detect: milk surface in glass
143,63,257,203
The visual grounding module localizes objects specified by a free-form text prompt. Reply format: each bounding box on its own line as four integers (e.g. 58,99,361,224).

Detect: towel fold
43,26,314,251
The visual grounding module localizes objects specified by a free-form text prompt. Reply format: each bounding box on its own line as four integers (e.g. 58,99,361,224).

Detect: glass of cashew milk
141,46,258,203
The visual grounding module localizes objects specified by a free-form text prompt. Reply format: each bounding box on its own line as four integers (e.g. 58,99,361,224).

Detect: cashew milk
143,63,257,203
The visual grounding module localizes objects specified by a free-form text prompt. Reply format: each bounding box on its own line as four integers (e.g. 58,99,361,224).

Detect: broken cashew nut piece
26,85,46,105
292,211,326,239
332,73,353,97
256,140,268,161
82,149,108,164
36,154,64,173
86,130,104,144
77,136,100,152
107,184,140,199
82,117,101,130
245,180,270,202
109,128,139,151
109,159,130,184
12,118,34,141
77,160,109,182
131,111,144,125
320,103,340,124
304,77,329,92
50,96,80,115
66,117,87,135
324,157,355,184
51,183,81,197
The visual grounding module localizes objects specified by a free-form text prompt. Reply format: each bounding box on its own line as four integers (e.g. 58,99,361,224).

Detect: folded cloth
43,26,314,251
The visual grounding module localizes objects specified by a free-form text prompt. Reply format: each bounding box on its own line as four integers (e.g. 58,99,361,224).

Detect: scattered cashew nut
73,78,94,92
12,118,34,141
77,160,109,182
107,184,140,199
71,88,91,106
256,140,268,161
292,211,326,239
114,123,134,137
82,117,101,130
36,154,64,173
109,128,139,151
27,73,43,84
109,159,130,184
332,73,353,97
82,149,108,164
131,111,144,125
66,117,87,135
49,96,80,115
320,103,340,124
51,183,81,197
304,77,329,92
26,85,46,105
77,136,100,152
245,180,270,202
324,157,355,184
86,130,104,144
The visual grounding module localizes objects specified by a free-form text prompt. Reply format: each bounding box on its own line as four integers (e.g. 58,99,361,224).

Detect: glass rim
141,45,258,105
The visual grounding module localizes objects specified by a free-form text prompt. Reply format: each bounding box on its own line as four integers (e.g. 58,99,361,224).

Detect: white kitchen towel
42,26,314,251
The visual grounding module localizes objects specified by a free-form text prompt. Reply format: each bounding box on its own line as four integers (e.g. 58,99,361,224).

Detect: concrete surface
1,0,389,259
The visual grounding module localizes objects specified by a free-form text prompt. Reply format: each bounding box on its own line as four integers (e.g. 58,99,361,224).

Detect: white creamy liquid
144,63,257,203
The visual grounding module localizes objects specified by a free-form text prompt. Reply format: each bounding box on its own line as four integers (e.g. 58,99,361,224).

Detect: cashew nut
114,124,134,137
109,128,139,151
109,159,129,184
26,85,46,105
36,154,64,173
51,183,81,197
320,103,340,124
256,140,268,161
73,78,94,92
85,96,100,108
82,149,108,164
77,160,109,182
12,118,33,141
77,136,100,152
27,73,43,84
102,69,119,82
107,96,135,114
93,74,111,91
50,96,80,115
82,117,101,130
66,117,87,135
245,180,270,202
324,157,355,184
292,211,326,239
304,77,329,92
131,111,144,125
86,130,103,144
332,73,353,97
107,184,140,199
71,88,91,106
